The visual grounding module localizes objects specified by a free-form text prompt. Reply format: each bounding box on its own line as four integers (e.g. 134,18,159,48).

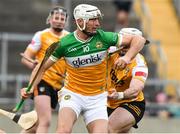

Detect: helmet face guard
51,11,67,24
46,6,68,32
46,6,67,24
73,4,103,31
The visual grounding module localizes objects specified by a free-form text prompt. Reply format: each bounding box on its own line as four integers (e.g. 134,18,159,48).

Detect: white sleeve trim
50,55,58,62
132,67,148,76
132,67,148,82
28,31,42,51
117,34,123,47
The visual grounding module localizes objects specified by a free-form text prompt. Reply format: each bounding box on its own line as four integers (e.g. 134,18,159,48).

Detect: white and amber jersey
107,53,148,109
27,28,69,89
50,29,122,96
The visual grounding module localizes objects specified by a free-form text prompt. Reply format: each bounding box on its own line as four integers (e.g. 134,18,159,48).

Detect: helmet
120,28,150,44
73,4,103,31
119,28,142,36
74,4,102,20
108,28,143,54
46,6,68,24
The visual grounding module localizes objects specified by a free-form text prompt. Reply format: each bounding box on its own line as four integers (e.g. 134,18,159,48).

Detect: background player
21,6,69,133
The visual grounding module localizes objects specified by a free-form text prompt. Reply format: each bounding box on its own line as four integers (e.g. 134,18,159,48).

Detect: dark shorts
107,100,145,128
32,80,58,109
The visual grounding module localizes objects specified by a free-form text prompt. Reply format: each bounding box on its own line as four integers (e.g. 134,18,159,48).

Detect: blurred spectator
145,91,180,118
155,92,170,119
168,95,180,118
156,91,168,104
113,0,133,32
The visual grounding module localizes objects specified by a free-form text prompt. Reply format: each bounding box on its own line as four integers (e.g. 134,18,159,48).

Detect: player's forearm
21,58,35,69
123,87,141,99
123,79,144,99
124,36,145,62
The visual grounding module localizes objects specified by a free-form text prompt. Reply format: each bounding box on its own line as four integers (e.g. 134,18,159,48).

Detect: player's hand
114,56,130,70
108,88,119,100
20,87,32,99
31,59,39,69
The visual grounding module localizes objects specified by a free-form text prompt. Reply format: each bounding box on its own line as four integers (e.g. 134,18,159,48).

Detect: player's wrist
117,92,124,100
121,56,130,64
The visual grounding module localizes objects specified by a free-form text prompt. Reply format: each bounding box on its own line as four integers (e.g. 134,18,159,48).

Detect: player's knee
56,124,72,133
108,120,123,133
121,127,131,133
108,121,117,133
38,119,51,128
38,113,51,124
56,128,72,133
108,124,118,133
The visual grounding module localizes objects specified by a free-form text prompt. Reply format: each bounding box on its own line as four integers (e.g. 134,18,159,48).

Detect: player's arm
21,58,56,98
115,34,146,69
109,56,148,100
120,62,148,100
123,78,145,100
108,74,147,100
125,65,148,100
21,32,41,69
21,49,38,69
120,34,145,61
21,41,64,98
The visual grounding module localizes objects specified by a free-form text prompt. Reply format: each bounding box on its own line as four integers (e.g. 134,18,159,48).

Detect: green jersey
50,29,121,96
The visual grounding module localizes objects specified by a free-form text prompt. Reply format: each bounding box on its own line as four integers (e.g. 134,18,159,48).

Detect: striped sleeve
27,31,41,52
132,54,148,82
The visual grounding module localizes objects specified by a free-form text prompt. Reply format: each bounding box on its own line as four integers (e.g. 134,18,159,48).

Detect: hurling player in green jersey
22,4,146,133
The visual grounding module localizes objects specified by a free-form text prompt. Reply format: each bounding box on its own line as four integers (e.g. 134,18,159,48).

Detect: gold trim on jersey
133,76,146,83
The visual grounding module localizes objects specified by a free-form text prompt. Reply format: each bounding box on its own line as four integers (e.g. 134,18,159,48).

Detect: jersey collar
74,31,93,43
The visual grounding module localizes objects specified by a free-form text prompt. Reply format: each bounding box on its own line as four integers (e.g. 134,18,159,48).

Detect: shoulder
97,29,117,37
56,32,74,50
96,29,118,43
134,53,147,67
33,28,49,37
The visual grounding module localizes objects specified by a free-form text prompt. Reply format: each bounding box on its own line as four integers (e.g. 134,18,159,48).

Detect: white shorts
58,87,108,125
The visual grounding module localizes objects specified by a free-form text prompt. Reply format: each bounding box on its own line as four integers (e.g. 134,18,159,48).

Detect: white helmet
73,4,102,31
119,28,142,36
108,28,142,54
120,28,150,44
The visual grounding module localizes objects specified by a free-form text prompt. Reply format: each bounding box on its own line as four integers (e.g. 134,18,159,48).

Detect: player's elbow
21,57,26,65
132,86,144,98
21,58,33,69
21,58,27,65
138,83,145,91
132,91,140,98
132,35,146,50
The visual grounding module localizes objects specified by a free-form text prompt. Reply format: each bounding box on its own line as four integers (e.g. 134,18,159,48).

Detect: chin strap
76,19,87,31
76,19,96,37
